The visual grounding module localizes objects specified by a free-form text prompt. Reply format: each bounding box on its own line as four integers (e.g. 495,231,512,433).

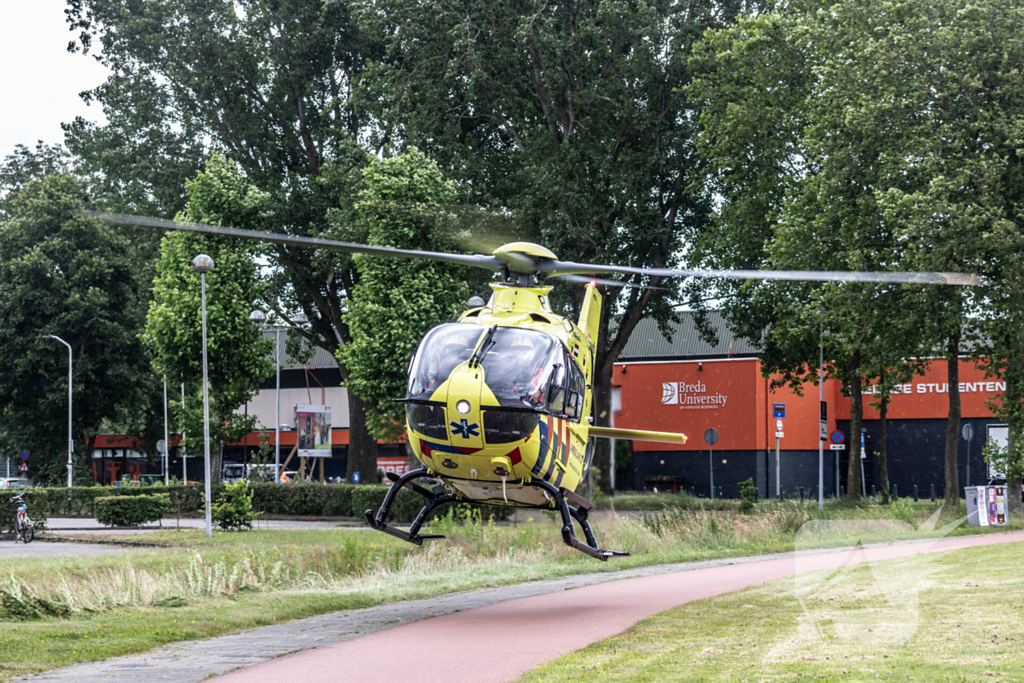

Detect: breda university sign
661,381,729,409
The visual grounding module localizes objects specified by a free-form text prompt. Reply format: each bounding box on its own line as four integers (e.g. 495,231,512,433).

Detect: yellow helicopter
92,211,979,559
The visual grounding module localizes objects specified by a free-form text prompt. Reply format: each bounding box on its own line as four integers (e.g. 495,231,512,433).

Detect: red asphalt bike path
217,531,1024,683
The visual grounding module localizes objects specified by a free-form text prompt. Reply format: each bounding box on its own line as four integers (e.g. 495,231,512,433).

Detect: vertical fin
578,282,602,347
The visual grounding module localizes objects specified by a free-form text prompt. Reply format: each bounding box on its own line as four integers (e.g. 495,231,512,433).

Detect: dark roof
618,311,760,361
262,329,340,370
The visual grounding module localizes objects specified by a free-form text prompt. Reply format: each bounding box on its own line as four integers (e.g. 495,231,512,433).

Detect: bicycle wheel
23,524,34,544
15,523,25,543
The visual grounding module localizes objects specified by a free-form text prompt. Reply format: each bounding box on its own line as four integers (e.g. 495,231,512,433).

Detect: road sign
156,439,167,455
19,450,29,461
773,403,786,418
775,431,785,438
830,444,846,451
830,430,845,444
961,423,974,441
18,463,28,472
352,471,361,484
775,419,783,431
703,428,719,446
820,402,828,441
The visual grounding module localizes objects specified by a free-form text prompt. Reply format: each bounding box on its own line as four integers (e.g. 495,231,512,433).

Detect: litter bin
965,485,1007,527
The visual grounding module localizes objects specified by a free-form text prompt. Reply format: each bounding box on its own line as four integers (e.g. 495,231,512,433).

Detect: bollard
871,484,876,498
893,484,898,501
930,483,936,502
718,486,723,499
841,485,846,497
913,484,919,502
799,486,804,501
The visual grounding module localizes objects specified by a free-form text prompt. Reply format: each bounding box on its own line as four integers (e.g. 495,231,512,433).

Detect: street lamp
191,254,214,538
41,334,73,488
250,309,308,484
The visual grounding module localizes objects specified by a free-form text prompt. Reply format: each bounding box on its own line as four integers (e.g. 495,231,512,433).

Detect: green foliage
341,149,470,439
94,494,169,527
982,438,1024,484
739,478,758,514
143,154,274,482
0,142,72,219
0,175,154,484
359,0,759,493
212,480,257,531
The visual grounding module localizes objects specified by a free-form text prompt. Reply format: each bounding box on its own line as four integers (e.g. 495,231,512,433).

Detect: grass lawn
0,500,1019,681
522,541,1024,682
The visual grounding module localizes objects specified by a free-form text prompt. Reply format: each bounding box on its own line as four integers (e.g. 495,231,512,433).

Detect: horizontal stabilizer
589,426,687,445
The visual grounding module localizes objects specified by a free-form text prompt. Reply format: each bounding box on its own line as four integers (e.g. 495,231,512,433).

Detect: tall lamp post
250,309,308,483
191,254,215,538
42,334,73,488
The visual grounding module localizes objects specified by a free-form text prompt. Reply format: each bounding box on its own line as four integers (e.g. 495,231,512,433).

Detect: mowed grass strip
522,541,1024,683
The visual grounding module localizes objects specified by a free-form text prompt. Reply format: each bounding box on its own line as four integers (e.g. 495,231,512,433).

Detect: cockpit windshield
478,327,561,410
406,323,564,411
407,323,483,399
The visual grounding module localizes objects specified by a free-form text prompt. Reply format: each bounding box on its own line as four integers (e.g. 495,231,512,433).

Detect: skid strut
531,480,629,561
365,468,457,546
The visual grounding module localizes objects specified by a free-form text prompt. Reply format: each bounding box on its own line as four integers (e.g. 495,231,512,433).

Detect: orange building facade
613,357,1006,498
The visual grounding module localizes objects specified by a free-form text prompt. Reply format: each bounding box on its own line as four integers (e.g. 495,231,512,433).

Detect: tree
358,0,764,494
143,155,274,484
341,149,473,449
0,175,151,484
1,142,73,219
65,0,387,475
689,0,994,502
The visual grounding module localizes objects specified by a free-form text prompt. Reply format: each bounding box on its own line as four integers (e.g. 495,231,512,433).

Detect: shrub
94,495,168,527
739,478,758,514
212,480,257,531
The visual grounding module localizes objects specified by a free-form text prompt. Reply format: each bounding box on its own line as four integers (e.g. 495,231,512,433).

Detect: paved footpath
18,531,1024,683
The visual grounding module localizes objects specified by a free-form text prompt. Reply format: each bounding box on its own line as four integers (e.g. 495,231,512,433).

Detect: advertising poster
295,405,332,458
978,487,989,527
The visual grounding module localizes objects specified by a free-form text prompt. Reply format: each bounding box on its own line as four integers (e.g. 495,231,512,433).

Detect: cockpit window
407,323,484,399
406,323,566,412
478,327,561,410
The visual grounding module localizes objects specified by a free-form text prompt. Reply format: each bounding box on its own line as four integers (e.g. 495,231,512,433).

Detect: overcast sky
0,0,110,160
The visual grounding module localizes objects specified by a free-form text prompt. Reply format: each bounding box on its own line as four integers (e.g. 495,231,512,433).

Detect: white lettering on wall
865,381,1006,396
660,381,728,409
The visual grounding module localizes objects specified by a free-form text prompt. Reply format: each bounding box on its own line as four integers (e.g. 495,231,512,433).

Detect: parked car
0,477,33,489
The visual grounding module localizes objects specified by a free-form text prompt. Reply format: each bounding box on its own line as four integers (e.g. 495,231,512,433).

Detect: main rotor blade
87,212,505,272
539,260,982,286
547,274,666,290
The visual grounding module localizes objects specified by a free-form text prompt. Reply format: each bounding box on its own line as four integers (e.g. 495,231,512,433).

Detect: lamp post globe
292,310,308,325
249,310,267,324
191,254,214,274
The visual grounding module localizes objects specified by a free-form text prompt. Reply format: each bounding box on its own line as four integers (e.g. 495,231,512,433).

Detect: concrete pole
201,271,213,537
775,435,780,498
181,383,187,483
163,378,170,485
275,325,282,484
819,320,824,510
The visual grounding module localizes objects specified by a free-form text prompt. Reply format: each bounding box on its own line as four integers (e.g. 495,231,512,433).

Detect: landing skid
364,469,629,561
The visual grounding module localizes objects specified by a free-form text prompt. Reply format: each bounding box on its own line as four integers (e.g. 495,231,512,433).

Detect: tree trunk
346,388,378,484
210,440,223,486
1007,424,1022,514
879,393,890,504
591,355,615,496
944,333,961,509
846,352,863,499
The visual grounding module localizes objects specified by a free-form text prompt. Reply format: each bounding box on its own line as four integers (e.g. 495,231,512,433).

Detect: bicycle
11,493,34,544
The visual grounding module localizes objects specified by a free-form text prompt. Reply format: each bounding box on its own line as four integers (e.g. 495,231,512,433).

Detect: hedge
95,495,169,527
24,483,512,524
